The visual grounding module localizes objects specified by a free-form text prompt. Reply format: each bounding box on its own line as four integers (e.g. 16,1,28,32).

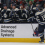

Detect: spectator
34,0,43,2
34,0,43,4
20,0,26,8
16,0,20,5
26,0,34,2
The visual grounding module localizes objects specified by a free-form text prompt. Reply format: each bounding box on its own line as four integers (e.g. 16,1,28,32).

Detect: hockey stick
31,23,34,32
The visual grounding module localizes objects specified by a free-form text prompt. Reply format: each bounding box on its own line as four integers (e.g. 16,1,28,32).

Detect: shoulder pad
0,8,1,10
43,8,45,12
15,8,19,11
35,11,42,16
7,9,11,11
33,7,36,10
24,9,26,11
35,10,45,16
1,9,4,12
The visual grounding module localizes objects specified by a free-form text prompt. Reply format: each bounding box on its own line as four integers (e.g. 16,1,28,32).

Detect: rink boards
0,24,44,43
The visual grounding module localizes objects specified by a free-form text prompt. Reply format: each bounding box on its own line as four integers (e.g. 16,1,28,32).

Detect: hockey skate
39,40,44,43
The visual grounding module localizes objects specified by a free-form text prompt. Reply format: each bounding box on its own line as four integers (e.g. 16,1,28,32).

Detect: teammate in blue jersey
1,4,11,23
35,6,45,43
9,4,19,23
17,4,28,23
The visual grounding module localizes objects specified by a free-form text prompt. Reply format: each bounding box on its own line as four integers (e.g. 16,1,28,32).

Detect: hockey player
17,4,28,23
10,4,19,23
30,2,41,23
33,2,40,12
35,6,45,43
1,4,11,23
24,4,29,13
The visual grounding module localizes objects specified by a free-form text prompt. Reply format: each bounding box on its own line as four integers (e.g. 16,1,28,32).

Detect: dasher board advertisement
0,24,40,43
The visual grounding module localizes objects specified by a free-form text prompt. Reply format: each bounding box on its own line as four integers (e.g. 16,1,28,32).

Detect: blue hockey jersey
1,9,11,23
35,8,45,25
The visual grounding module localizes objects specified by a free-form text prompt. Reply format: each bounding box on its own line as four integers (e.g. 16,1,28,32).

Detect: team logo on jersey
15,12,17,15
4,13,7,18
22,13,27,18
30,11,33,14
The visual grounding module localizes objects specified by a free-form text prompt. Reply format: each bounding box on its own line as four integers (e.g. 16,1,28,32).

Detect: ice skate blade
39,42,44,43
